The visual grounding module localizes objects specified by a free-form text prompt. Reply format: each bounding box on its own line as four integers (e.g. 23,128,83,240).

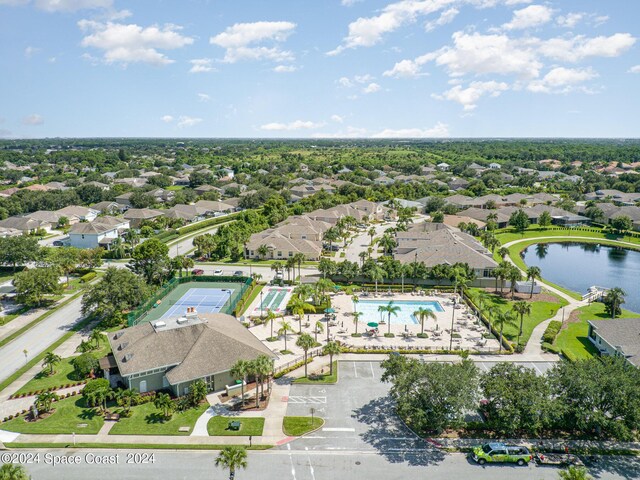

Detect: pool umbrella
324,308,335,314
333,285,341,290
367,322,379,328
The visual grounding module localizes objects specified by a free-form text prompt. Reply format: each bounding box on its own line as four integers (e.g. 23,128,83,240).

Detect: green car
472,442,532,466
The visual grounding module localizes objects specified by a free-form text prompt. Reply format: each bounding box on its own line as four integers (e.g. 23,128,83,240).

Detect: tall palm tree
271,261,283,277
254,354,274,400
604,287,626,319
89,329,103,348
296,333,316,378
35,391,58,414
257,244,269,260
286,257,297,283
314,320,324,342
511,300,532,348
413,307,436,335
42,351,62,376
352,294,359,313
384,301,401,335
367,263,385,295
368,226,376,245
352,311,362,334
293,253,306,283
278,320,294,351
289,295,315,333
244,360,260,408
215,446,248,480
323,341,341,376
526,266,542,298
498,247,510,259
507,266,522,299
492,309,517,353
117,388,139,416
358,251,367,266
230,359,250,406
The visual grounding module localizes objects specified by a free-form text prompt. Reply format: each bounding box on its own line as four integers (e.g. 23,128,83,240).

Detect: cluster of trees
382,355,640,440
229,355,275,409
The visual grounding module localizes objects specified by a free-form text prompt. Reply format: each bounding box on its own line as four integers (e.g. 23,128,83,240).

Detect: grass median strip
293,362,338,384
283,416,324,436
207,417,265,436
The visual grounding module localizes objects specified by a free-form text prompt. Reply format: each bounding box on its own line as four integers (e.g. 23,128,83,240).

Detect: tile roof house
588,318,640,367
67,216,129,249
102,313,275,395
245,232,322,261
0,216,53,233
56,205,99,222
123,208,165,228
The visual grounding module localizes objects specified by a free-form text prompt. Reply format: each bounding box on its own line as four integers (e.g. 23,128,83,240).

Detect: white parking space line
353,362,358,378
530,363,544,375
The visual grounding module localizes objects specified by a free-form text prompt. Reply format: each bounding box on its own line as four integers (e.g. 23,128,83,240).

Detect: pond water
522,243,640,313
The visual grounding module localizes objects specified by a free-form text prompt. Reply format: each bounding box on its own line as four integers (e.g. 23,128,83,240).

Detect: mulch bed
480,288,560,304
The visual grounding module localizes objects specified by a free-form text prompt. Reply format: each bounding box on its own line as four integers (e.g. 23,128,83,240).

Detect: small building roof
588,318,640,367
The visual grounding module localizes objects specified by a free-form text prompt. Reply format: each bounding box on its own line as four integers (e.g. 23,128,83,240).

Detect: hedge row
2,391,78,423
176,211,243,236
9,381,87,399
274,358,313,379
80,272,97,283
542,320,562,344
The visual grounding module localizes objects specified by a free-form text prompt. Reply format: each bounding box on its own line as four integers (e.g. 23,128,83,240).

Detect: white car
213,269,224,276
275,272,284,280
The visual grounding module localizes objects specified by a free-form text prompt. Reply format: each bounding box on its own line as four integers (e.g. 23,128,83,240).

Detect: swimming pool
356,300,444,325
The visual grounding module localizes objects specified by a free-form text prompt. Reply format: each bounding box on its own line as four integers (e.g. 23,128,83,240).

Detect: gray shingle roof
588,318,640,367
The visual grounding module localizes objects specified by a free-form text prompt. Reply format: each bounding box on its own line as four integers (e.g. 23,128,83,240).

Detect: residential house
0,227,21,238
163,204,202,223
101,313,276,395
67,216,130,249
489,162,501,170
436,162,450,171
193,200,236,216
92,201,126,215
0,216,53,234
244,232,322,261
56,205,99,222
124,208,165,229
587,318,640,367
194,185,223,196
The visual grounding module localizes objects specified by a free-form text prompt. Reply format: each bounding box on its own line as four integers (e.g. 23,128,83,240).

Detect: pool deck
248,290,500,369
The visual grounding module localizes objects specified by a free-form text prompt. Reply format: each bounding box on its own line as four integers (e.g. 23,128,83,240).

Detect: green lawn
206,416,265,436
555,303,639,360
110,402,208,436
238,283,264,316
467,288,567,347
15,343,111,395
0,306,30,327
1,396,104,434
283,416,324,436
293,361,338,384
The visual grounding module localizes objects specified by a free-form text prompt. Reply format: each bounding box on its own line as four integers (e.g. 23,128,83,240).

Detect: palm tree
257,244,269,260
0,463,30,480
352,311,362,334
296,333,316,378
254,354,274,400
286,257,297,282
289,295,315,333
507,266,522,299
215,446,248,480
230,359,250,406
89,329,103,348
181,255,195,274
377,234,397,255
278,320,294,351
384,301,401,335
492,309,517,353
558,466,592,480
154,392,176,419
35,391,58,414
116,388,139,416
367,263,385,295
42,351,62,376
244,360,259,408
604,287,626,319
413,307,436,335
368,226,376,245
526,266,542,298
498,247,510,259
358,251,367,266
511,300,532,348
314,321,324,342
264,310,280,339
323,341,341,376
352,294,359,313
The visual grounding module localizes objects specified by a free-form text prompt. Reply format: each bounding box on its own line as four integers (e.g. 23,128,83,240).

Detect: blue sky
0,0,638,138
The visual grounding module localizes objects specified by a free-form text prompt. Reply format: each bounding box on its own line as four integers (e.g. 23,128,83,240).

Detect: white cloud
384,59,425,78
527,67,598,93
354,74,374,84
328,0,456,55
273,65,297,73
341,0,363,6
312,126,367,138
337,77,354,88
629,65,640,74
556,12,583,29
48,56,57,63
338,74,376,87
371,122,450,138
177,116,202,128
539,33,636,62
78,20,194,66
502,5,553,30
210,21,296,63
362,82,381,94
260,120,324,131
434,80,508,110
425,7,458,31
24,46,40,58
161,115,174,123
189,58,215,73
23,114,44,125
197,93,211,102
331,115,344,123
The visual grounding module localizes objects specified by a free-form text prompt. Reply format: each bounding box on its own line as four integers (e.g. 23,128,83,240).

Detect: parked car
274,272,284,280
233,270,244,277
191,269,205,276
52,240,64,247
471,443,532,466
213,269,224,276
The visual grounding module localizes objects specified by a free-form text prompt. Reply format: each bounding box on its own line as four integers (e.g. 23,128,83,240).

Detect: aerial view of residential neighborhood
0,1,639,480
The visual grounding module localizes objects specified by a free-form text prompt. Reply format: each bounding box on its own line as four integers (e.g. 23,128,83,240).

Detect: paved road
0,296,83,383
11,449,639,480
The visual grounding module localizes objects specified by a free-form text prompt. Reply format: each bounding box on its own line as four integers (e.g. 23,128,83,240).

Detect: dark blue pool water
522,243,640,313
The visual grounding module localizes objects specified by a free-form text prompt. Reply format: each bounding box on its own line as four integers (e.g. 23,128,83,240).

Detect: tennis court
140,281,245,324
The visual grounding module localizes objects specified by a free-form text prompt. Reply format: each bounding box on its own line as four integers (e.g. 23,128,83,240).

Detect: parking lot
284,359,558,455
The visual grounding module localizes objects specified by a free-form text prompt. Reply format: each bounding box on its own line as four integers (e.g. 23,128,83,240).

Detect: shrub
71,353,99,379
274,358,313,379
384,333,395,338
80,272,97,283
562,348,578,363
416,333,428,339
541,342,560,354
542,320,562,344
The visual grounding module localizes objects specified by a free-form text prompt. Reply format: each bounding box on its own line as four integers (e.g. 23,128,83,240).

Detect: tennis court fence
127,275,253,327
